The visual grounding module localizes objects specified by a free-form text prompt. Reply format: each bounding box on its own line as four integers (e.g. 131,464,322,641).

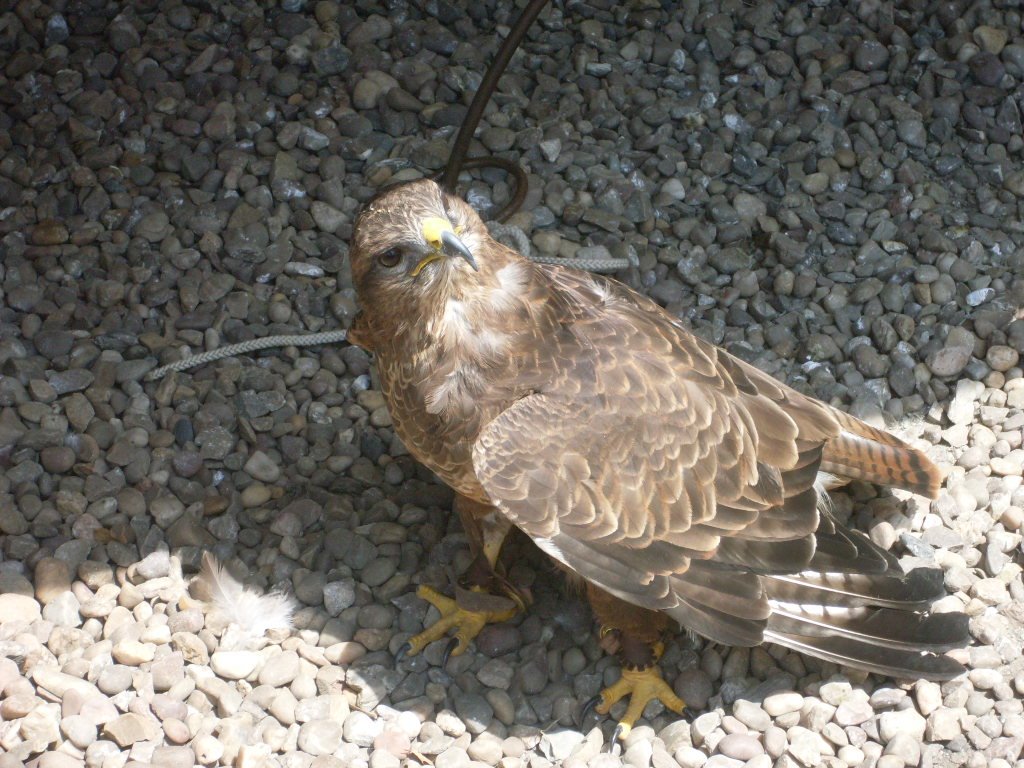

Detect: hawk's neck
398,257,542,416
422,258,535,357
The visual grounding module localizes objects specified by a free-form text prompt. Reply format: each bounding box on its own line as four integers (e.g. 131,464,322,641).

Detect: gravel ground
2,1,1024,767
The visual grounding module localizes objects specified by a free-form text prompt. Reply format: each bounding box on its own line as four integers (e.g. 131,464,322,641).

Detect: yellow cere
421,216,453,248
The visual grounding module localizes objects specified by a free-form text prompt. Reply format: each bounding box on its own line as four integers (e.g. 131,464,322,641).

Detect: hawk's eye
377,247,403,268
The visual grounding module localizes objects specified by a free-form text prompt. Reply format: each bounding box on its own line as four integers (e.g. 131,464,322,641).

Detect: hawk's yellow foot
590,665,687,741
397,584,520,665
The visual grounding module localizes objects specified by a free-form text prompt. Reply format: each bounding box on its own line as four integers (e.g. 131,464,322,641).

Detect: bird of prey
347,178,968,739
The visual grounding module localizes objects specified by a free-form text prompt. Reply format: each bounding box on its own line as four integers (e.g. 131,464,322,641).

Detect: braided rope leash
145,231,629,382
144,330,349,381
488,222,631,273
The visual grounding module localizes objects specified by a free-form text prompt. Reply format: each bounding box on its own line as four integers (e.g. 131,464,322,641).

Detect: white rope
489,221,631,273
144,330,348,381
525,251,630,272
487,221,534,258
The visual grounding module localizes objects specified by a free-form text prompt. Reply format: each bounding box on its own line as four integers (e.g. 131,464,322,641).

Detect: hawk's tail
819,411,942,498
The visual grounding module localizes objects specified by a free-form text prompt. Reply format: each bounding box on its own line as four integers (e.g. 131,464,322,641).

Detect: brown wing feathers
471,265,965,680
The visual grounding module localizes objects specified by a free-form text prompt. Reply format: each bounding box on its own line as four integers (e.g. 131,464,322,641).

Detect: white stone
112,639,155,665
31,667,102,701
342,711,379,748
210,650,261,680
542,729,586,761
878,708,926,743
763,692,804,716
0,593,42,623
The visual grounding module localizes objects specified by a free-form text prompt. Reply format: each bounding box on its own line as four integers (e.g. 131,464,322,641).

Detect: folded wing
471,268,963,678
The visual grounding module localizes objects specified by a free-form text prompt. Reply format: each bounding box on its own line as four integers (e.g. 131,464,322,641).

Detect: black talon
395,642,411,664
442,636,461,667
682,707,696,723
580,695,603,725
611,724,626,745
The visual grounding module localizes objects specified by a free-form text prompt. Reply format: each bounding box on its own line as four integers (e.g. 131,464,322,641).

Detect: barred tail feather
821,421,942,498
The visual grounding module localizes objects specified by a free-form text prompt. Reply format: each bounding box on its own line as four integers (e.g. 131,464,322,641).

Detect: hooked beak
413,216,479,276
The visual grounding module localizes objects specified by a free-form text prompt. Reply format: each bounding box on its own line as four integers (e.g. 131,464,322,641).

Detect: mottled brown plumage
349,179,966,716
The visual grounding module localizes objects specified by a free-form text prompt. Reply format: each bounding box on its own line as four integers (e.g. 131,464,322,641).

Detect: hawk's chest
377,348,487,435
421,298,513,405
373,318,512,496
369,262,535,489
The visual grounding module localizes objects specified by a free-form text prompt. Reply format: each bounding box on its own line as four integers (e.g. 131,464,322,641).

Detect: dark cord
430,156,529,223
438,0,551,220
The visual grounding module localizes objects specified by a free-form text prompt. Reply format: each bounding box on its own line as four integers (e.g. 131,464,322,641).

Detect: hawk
347,179,967,738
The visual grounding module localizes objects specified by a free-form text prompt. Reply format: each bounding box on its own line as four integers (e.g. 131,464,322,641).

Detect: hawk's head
350,179,496,305
349,178,536,353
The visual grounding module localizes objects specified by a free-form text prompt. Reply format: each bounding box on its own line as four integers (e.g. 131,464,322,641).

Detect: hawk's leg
583,584,687,741
399,497,528,663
